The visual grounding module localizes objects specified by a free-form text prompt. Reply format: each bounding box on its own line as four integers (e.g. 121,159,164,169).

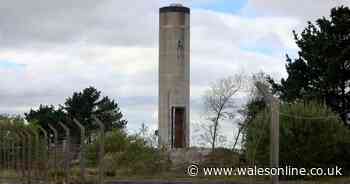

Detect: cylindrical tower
158,3,190,149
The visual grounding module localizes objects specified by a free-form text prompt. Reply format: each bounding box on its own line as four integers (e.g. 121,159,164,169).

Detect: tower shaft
158,4,190,148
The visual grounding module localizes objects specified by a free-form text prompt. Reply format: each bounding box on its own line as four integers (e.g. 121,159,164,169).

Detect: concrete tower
158,3,190,149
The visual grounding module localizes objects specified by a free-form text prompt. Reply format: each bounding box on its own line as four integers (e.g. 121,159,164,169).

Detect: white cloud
0,0,347,146
243,0,350,23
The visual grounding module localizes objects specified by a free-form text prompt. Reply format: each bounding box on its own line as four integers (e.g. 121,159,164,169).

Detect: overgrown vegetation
25,86,127,143
86,129,169,177
240,6,350,180
244,102,350,177
1,4,350,184
268,6,350,124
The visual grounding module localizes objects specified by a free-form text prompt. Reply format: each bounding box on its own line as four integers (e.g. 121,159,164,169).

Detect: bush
86,129,128,166
244,102,350,174
86,129,166,176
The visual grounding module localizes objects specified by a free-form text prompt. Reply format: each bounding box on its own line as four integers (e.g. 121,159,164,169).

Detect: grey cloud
0,0,313,135
0,0,160,48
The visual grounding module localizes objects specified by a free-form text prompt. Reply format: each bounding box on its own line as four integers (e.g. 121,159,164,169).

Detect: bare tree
236,72,271,150
138,123,158,148
232,117,244,151
203,74,243,152
139,123,149,138
195,122,227,148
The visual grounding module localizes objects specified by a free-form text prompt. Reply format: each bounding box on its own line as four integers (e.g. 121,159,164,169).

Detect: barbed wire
278,112,347,120
252,80,350,120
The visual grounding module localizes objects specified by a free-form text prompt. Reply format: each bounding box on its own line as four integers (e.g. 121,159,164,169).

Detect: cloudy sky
0,0,349,145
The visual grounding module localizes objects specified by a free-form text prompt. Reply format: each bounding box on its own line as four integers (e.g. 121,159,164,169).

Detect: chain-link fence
0,116,106,184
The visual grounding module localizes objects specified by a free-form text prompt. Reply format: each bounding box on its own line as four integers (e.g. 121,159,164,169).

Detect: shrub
86,129,166,176
244,102,350,173
86,129,128,166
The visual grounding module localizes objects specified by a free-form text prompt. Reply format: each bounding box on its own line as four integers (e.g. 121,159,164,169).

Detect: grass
1,167,350,184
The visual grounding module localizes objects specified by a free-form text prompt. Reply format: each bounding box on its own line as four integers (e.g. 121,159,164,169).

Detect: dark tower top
160,4,190,14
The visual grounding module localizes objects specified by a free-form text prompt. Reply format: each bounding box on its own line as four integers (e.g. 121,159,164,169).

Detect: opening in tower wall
171,107,185,148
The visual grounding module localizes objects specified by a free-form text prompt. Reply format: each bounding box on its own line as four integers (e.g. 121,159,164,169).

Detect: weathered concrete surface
158,4,190,149
168,148,211,167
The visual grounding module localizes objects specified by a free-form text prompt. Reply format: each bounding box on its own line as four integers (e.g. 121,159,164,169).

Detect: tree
138,123,158,148
0,115,44,164
203,75,243,151
64,86,127,140
25,86,127,143
269,6,350,123
236,72,269,150
195,121,228,148
244,102,350,172
0,114,26,124
25,105,66,139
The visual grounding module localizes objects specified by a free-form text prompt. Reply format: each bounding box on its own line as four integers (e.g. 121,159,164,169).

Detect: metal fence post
48,124,58,183
270,98,280,184
0,128,3,171
21,129,32,184
58,121,70,184
38,126,49,183
2,128,7,170
9,132,16,171
27,127,39,180
73,118,86,182
256,82,280,184
4,131,9,171
7,133,11,171
93,116,105,184
17,131,27,183
14,132,22,174
0,125,4,170
10,131,20,173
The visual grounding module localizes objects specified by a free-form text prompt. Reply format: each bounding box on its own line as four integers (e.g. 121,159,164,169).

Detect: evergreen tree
25,87,127,142
64,86,127,135
269,6,350,123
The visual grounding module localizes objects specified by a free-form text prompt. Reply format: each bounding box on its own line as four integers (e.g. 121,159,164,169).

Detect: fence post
10,131,20,172
0,127,3,171
27,127,39,180
17,131,27,183
2,127,7,170
93,116,105,184
9,132,16,171
13,132,22,173
255,82,280,184
73,118,86,183
1,127,9,176
58,121,70,184
4,130,9,170
38,126,49,183
4,131,9,171
21,129,32,184
48,124,58,183
270,98,279,184
6,133,11,171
